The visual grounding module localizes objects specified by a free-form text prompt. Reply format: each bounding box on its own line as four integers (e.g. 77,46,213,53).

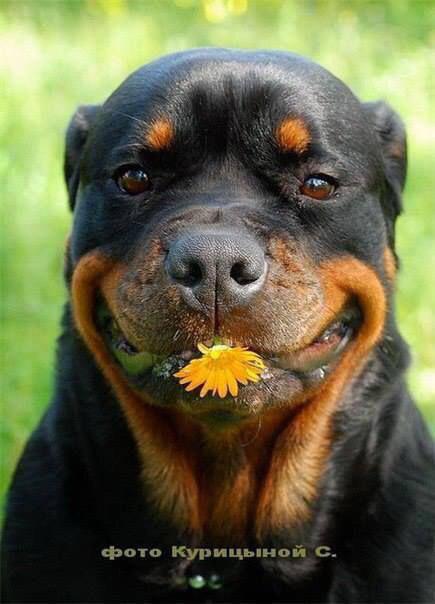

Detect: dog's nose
165,229,267,312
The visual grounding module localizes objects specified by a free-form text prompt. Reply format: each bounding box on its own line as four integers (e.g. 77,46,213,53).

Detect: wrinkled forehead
88,52,381,172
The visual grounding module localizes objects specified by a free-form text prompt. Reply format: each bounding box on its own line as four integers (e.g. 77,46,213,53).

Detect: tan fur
71,252,387,542
255,256,387,538
276,117,311,154
71,253,201,534
146,118,174,151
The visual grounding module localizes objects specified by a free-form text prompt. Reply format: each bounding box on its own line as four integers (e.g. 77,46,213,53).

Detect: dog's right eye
115,166,150,195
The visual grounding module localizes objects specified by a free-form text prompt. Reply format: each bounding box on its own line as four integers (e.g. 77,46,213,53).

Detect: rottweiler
2,49,434,604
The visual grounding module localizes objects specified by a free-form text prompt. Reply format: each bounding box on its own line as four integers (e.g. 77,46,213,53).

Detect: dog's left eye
115,166,150,195
300,175,336,200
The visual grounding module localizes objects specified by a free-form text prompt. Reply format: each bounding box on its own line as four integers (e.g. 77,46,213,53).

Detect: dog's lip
96,299,360,385
271,306,360,372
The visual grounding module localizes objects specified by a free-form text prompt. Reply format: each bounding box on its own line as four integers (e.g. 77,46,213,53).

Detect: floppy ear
363,101,407,227
64,104,100,210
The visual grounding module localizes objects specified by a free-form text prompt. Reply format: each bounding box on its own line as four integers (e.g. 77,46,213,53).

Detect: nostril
184,261,203,287
230,261,262,286
167,256,203,287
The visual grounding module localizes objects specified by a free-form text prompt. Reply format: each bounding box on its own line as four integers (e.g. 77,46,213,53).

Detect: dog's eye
116,166,150,195
300,175,336,200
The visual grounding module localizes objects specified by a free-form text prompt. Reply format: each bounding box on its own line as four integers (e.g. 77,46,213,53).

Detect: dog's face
65,49,406,425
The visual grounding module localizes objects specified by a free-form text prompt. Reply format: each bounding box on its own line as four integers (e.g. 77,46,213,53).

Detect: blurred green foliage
1,0,434,502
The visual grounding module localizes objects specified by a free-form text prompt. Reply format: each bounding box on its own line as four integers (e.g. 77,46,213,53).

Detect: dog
2,48,434,603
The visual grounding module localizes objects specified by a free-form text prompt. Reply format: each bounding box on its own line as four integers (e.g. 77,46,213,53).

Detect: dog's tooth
303,366,328,386
260,367,274,380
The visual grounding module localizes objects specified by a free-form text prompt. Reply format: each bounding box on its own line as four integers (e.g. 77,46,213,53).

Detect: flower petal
228,361,249,385
217,370,228,398
225,368,239,397
200,369,217,398
197,343,210,355
185,370,209,391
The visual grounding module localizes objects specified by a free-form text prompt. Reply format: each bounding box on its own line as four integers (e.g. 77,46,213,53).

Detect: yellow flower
174,343,266,398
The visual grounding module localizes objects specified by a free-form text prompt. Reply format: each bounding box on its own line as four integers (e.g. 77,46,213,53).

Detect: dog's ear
363,101,407,226
64,104,100,210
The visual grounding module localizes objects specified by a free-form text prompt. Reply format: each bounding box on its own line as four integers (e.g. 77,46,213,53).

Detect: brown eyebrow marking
146,118,174,151
276,117,311,154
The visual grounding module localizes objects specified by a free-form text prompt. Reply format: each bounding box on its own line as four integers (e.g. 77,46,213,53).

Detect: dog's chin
94,299,361,424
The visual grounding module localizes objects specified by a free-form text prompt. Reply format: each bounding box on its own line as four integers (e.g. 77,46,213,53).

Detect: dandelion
174,342,266,398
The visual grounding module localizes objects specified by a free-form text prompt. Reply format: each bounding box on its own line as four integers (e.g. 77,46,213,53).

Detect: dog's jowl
2,49,434,604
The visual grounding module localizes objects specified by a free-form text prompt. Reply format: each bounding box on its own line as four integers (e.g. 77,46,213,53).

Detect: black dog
2,49,434,603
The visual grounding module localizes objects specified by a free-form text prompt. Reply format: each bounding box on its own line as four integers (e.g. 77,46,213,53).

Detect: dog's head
65,49,406,427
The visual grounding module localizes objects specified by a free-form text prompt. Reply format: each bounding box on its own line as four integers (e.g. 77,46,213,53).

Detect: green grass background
1,0,434,505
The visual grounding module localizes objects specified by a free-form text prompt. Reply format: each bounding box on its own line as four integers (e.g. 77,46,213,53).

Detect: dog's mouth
95,299,361,416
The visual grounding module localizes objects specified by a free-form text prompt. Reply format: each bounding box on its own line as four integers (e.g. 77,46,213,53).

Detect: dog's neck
112,375,345,545
177,408,295,544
